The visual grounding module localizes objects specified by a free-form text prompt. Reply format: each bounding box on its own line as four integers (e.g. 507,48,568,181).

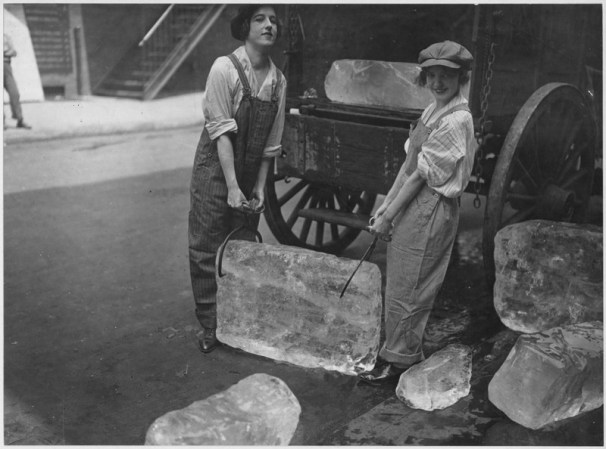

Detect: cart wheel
483,83,597,284
264,173,376,254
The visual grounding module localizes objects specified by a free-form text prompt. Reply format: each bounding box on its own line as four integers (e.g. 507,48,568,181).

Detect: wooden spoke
506,193,538,203
335,191,349,210
315,214,325,247
271,173,288,182
329,197,340,240
299,217,312,241
554,104,580,149
502,205,537,228
331,222,340,241
347,192,362,211
286,189,313,228
514,156,540,191
278,179,308,207
561,168,591,190
529,117,545,182
557,142,589,183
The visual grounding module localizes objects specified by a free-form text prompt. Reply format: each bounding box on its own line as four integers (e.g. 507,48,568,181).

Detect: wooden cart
263,4,601,281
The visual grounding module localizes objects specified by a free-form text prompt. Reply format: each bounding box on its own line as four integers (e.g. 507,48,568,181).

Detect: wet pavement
4,127,603,445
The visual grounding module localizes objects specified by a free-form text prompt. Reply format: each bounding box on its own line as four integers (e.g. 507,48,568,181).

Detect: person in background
4,33,31,129
359,41,476,384
188,5,286,353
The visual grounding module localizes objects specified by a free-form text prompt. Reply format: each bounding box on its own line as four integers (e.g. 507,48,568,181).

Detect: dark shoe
197,327,218,353
16,120,31,129
358,361,406,385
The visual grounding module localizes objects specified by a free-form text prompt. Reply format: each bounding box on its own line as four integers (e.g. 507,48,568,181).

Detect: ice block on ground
396,344,472,411
145,373,301,445
216,241,383,375
494,220,603,333
488,321,603,429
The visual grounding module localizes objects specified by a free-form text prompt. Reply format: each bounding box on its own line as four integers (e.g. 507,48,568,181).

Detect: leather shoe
16,120,31,129
197,327,218,353
358,361,406,385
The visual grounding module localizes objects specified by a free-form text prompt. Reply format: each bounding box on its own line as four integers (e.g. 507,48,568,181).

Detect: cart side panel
280,114,408,194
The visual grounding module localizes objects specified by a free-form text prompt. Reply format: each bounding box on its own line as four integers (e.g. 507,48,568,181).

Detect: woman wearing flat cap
360,40,476,384
188,5,286,353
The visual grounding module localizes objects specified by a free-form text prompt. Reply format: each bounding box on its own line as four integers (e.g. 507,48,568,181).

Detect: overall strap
227,53,252,97
427,104,471,131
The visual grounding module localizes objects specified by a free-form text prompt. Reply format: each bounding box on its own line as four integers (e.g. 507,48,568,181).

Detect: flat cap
418,41,473,70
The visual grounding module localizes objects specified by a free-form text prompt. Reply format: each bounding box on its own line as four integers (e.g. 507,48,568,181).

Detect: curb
3,120,204,144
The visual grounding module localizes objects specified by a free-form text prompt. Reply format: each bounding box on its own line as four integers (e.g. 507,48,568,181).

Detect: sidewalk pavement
3,92,205,144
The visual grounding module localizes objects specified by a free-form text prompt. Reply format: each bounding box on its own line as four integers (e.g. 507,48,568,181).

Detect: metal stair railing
92,4,179,96
139,4,226,100
138,4,174,49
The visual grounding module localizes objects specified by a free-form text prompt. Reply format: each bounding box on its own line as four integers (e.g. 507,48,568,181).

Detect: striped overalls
379,105,469,367
188,54,280,329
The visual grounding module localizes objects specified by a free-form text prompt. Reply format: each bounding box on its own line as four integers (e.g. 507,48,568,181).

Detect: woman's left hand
249,189,265,213
409,122,431,151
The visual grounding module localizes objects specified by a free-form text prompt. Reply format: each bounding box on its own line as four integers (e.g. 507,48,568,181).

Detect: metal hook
216,211,264,278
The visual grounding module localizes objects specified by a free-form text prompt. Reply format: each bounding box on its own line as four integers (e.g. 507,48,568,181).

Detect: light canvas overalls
188,53,282,329
379,104,471,368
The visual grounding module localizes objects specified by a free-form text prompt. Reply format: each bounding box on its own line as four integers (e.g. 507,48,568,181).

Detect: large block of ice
216,241,382,375
396,344,472,411
494,220,603,333
325,59,469,110
145,373,301,445
488,322,603,429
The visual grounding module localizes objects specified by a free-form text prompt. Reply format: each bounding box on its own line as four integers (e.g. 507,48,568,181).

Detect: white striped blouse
405,91,478,198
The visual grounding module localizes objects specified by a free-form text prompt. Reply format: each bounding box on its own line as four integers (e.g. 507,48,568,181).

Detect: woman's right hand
227,186,248,209
368,213,393,241
371,201,390,222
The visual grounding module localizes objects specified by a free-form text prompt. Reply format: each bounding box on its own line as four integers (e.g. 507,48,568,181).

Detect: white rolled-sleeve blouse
405,92,478,198
202,45,287,159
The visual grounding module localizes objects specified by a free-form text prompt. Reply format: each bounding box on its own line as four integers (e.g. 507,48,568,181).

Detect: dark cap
230,5,262,41
418,41,473,70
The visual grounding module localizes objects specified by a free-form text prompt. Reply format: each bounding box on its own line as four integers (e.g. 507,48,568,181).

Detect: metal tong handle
339,217,392,298
339,235,378,298
216,206,264,278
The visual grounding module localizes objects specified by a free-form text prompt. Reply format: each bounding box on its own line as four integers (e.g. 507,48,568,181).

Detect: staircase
23,4,73,75
94,4,225,100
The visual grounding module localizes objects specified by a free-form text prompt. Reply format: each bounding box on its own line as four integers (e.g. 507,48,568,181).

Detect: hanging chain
280,6,300,74
288,5,299,50
473,41,496,208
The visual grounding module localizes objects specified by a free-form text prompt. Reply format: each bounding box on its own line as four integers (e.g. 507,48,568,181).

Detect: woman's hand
249,188,265,213
372,200,390,221
369,213,393,241
409,122,431,150
227,186,248,209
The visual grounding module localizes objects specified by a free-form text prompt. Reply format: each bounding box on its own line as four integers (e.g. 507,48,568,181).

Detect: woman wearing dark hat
359,41,476,383
188,5,286,353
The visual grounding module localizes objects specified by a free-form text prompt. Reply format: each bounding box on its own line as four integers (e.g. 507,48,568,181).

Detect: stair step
105,70,149,81
131,69,156,78
95,88,144,99
100,80,145,90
